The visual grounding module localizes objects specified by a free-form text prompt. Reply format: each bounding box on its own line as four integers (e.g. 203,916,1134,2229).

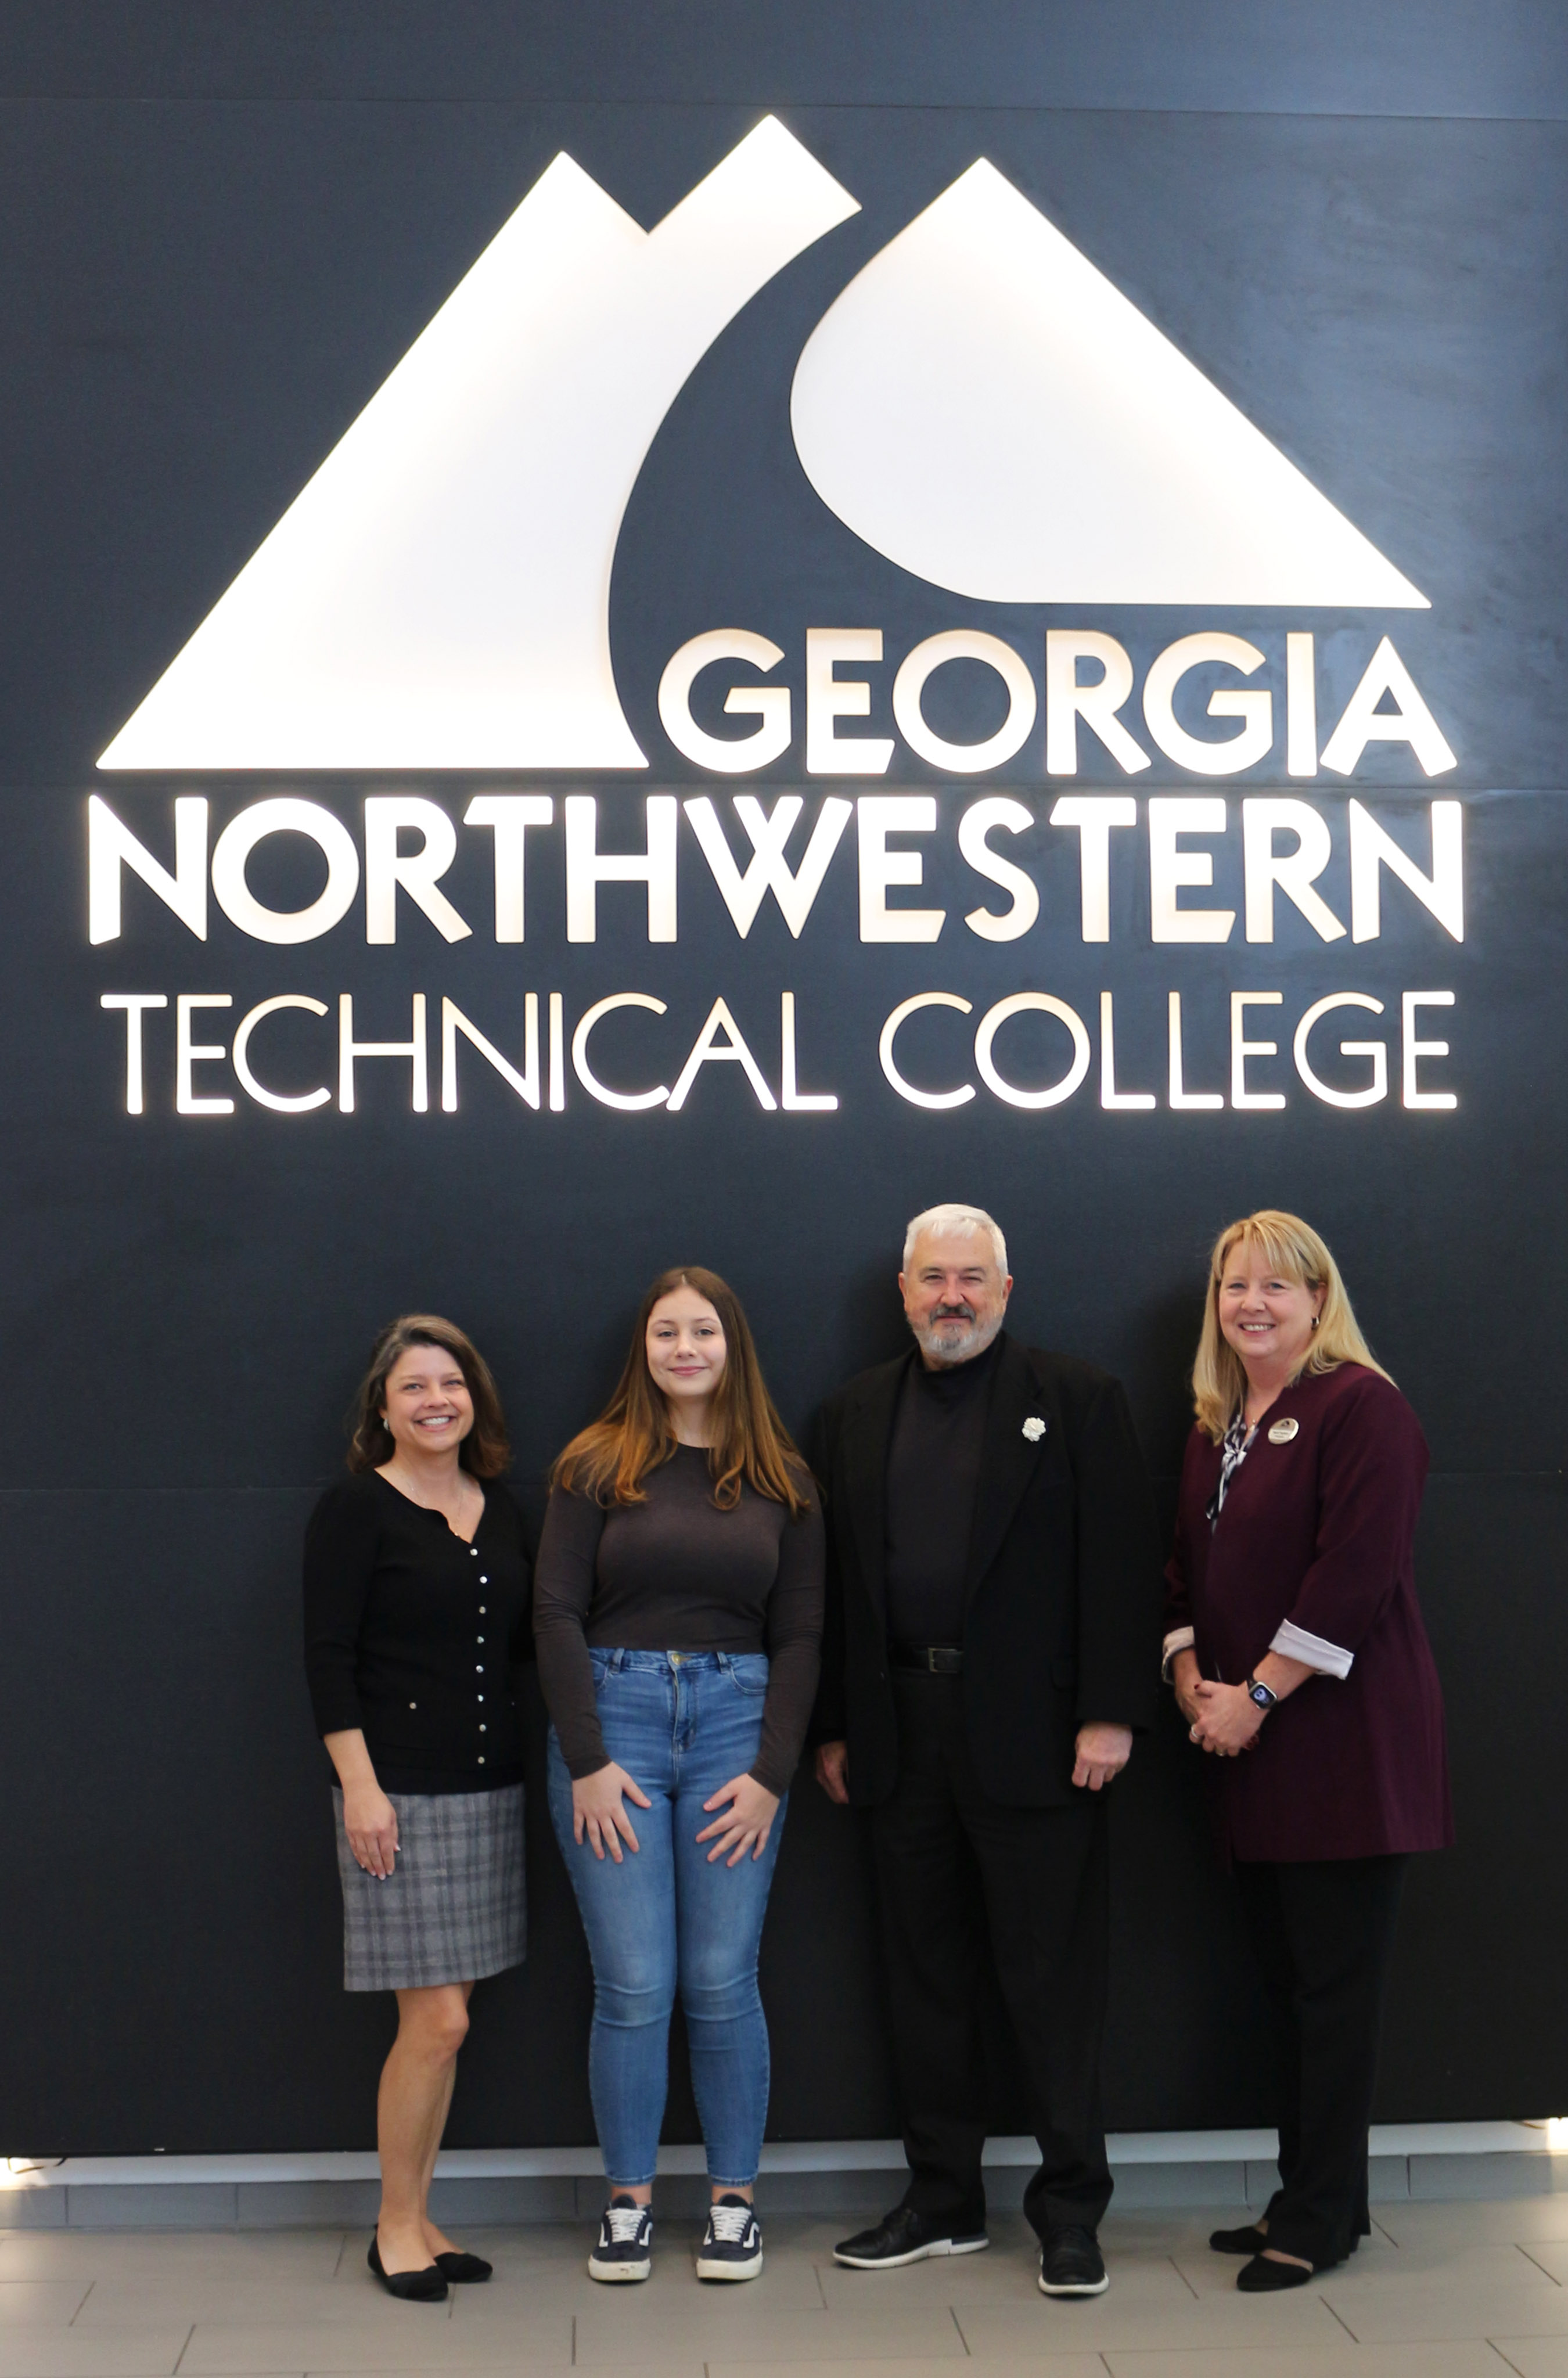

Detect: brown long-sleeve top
533,1445,825,1797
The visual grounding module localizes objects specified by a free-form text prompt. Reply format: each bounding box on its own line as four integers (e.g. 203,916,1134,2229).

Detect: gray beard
911,1311,1002,1367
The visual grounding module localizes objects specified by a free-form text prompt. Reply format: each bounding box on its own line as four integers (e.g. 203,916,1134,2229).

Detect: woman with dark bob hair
1164,1213,1451,2291
534,1267,823,2286
303,1315,531,2303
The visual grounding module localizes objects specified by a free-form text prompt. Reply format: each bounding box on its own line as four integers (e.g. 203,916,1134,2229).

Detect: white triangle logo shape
790,159,1427,609
99,120,858,772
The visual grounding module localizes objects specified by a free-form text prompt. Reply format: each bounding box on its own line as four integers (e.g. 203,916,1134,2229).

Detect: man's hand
814,1740,850,1804
1072,1722,1133,1791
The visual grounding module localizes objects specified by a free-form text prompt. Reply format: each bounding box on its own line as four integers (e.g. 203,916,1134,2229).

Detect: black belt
893,1644,964,1675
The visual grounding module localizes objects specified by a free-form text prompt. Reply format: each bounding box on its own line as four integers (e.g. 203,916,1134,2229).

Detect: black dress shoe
1236,2250,1313,2291
367,2236,448,2301
1038,2225,1107,2297
1210,2221,1268,2255
833,2205,989,2268
433,2250,493,2283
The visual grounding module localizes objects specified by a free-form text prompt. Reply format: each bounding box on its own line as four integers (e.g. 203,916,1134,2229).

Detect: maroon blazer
1165,1362,1453,1863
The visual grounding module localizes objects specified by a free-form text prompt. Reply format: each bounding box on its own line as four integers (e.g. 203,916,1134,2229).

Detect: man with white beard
812,1204,1161,2301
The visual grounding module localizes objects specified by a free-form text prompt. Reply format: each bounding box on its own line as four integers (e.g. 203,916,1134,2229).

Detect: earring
1311,1315,1321,1329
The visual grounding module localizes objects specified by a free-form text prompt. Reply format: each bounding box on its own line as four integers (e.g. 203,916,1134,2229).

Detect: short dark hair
347,1314,510,1478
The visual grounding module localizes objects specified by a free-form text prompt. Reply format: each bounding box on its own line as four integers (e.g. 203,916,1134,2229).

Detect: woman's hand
1170,1647,1206,1729
1188,1678,1266,1758
343,1783,400,1879
696,1773,781,1866
572,1762,653,1862
323,1732,399,1878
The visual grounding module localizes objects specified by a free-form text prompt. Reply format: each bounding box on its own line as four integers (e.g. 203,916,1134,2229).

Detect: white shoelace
605,2204,649,2242
708,2203,755,2242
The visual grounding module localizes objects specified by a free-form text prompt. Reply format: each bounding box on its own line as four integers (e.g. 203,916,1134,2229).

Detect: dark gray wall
0,2,1563,2152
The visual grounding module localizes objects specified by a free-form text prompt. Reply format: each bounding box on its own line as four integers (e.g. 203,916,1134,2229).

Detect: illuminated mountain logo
99,129,1426,775
99,121,859,772
791,159,1427,612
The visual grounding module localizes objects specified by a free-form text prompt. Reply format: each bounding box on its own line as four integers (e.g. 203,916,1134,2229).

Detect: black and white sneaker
834,2205,990,2269
1038,2224,1108,2297
588,2195,653,2283
696,2194,763,2281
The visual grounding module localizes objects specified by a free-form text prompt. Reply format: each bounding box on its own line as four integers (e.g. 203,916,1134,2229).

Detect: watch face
1249,1685,1274,1707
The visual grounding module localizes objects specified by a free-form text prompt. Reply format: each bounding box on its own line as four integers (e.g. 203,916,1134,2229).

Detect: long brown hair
552,1267,811,1516
1191,1210,1392,1442
347,1314,511,1478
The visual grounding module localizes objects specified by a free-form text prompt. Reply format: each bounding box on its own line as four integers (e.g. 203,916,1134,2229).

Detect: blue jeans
546,1649,785,2188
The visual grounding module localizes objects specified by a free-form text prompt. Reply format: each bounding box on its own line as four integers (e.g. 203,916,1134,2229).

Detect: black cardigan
302,1473,533,1792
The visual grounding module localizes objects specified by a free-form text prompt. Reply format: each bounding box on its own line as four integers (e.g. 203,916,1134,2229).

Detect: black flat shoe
367,2236,448,2301
1210,2221,1268,2255
1236,2251,1312,2292
434,2250,493,2283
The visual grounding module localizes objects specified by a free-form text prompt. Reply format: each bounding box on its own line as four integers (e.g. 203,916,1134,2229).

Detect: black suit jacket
811,1332,1164,1809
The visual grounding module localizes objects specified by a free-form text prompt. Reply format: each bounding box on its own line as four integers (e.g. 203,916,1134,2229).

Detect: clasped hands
1171,1651,1265,1758
570,1760,781,1866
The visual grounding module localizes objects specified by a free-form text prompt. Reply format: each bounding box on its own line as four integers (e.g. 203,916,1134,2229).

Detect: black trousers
869,1670,1112,2239
1233,1853,1408,2269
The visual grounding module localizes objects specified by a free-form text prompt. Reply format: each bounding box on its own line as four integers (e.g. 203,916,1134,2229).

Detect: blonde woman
534,1267,823,2286
1164,1212,1451,2293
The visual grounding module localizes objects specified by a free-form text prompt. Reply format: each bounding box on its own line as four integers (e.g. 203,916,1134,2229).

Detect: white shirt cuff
1271,1619,1354,1679
1161,1625,1195,1682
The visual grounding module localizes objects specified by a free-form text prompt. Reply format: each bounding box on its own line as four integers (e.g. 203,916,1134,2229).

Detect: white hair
902,1203,1009,1275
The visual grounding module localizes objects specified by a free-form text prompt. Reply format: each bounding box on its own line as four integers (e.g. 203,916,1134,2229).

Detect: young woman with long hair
533,1266,823,2286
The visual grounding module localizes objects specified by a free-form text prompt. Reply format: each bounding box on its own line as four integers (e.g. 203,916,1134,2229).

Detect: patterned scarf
1206,1409,1257,1531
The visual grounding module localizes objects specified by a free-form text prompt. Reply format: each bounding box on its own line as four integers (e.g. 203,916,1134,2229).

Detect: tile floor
5,2199,1568,2378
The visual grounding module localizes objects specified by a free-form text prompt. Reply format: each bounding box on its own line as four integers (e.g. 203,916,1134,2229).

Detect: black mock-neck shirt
884,1333,1001,1648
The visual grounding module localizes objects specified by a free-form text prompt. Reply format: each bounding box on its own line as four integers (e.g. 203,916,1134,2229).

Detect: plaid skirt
333,1783,526,1991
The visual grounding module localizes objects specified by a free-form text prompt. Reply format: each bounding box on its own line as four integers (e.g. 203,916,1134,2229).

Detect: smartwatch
1245,1673,1278,1713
